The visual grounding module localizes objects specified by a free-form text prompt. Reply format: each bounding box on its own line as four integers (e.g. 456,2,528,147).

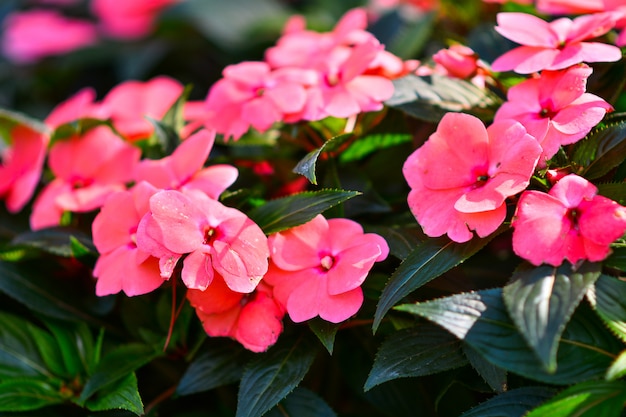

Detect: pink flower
92,181,164,296
187,277,284,352
91,0,179,39
136,189,269,293
30,126,141,230
491,12,621,74
512,174,626,266
44,88,102,130
0,125,49,213
1,9,98,64
98,76,184,142
134,129,238,198
494,64,612,163
264,215,389,323
402,113,541,243
417,44,491,88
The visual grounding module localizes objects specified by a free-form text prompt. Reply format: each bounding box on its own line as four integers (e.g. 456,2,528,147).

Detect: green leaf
364,224,425,260
606,349,626,381
373,232,498,332
307,318,339,355
462,345,507,393
10,227,96,258
386,11,435,59
339,133,413,163
597,182,626,206
265,387,337,417
604,246,626,271
78,344,161,404
50,118,109,143
293,133,353,185
39,318,96,377
459,386,557,417
525,380,626,417
385,74,501,123
0,378,64,412
502,262,601,372
572,114,626,179
587,274,626,343
396,288,621,384
176,342,252,396
247,190,361,234
365,322,467,391
236,337,318,417
85,372,143,415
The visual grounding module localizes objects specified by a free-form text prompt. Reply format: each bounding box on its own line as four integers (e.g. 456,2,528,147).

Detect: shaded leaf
365,322,467,391
597,182,626,206
463,345,507,393
339,133,413,163
572,114,626,179
0,378,64,412
307,318,339,355
39,318,96,377
265,387,337,417
502,262,601,372
587,274,626,343
0,108,49,134
293,133,352,185
10,227,96,258
236,337,317,417
85,372,143,415
604,247,626,272
459,386,557,417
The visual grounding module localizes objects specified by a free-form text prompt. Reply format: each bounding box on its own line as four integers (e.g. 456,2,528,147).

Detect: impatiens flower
136,189,269,293
92,181,164,296
134,129,238,198
491,12,622,74
263,214,389,323
30,126,141,230
494,64,612,163
512,174,626,266
0,125,49,213
1,9,98,64
402,112,542,243
187,277,284,352
44,88,102,130
91,0,179,39
416,44,491,88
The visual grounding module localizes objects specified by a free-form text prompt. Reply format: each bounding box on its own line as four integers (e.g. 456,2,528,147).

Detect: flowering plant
2,0,626,416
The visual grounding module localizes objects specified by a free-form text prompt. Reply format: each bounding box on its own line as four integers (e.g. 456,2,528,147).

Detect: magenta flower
0,125,48,213
1,9,98,64
263,215,389,323
134,129,238,199
91,0,179,39
494,64,612,163
30,126,141,230
187,277,284,352
136,189,269,293
92,181,164,297
512,174,626,266
402,113,542,243
491,12,621,74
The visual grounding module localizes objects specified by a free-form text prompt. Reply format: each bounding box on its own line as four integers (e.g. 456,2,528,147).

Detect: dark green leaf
386,12,435,59
597,182,626,206
10,227,96,258
236,337,318,417
396,288,621,384
364,224,425,260
572,114,626,179
339,133,413,163
307,318,339,355
604,246,626,271
502,262,601,372
176,342,252,396
247,190,360,234
462,345,507,393
293,133,353,185
373,232,498,332
365,322,467,391
0,378,64,412
587,274,626,343
85,372,143,415
39,318,96,377
525,380,626,417
265,387,337,417
459,386,557,417
385,74,501,123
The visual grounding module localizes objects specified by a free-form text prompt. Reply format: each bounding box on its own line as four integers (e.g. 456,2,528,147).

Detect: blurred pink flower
134,129,238,198
92,181,164,296
187,277,284,352
402,113,541,243
136,189,269,293
264,215,389,323
0,125,49,213
1,9,98,64
30,126,140,230
512,174,626,266
491,12,621,74
91,0,179,39
494,64,612,163
417,44,491,88
44,88,101,130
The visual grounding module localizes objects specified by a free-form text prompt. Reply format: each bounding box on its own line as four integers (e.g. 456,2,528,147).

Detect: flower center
320,255,334,271
203,227,217,245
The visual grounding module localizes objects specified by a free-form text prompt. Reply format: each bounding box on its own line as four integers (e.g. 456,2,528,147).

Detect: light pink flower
91,0,179,39
512,174,626,266
136,189,269,293
30,126,140,230
98,76,184,142
1,9,98,64
92,181,164,296
494,64,612,163
187,277,284,352
416,44,491,88
402,113,542,243
264,215,389,323
134,129,238,198
0,125,49,213
491,12,621,74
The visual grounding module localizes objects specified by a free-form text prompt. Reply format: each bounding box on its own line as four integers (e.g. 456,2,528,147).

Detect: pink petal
187,276,243,315
170,129,215,183
550,174,597,208
318,287,363,324
29,180,69,230
326,240,384,295
491,46,560,74
269,215,328,271
183,165,239,199
286,276,323,322
235,292,284,352
181,250,215,291
94,246,164,296
495,13,558,47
